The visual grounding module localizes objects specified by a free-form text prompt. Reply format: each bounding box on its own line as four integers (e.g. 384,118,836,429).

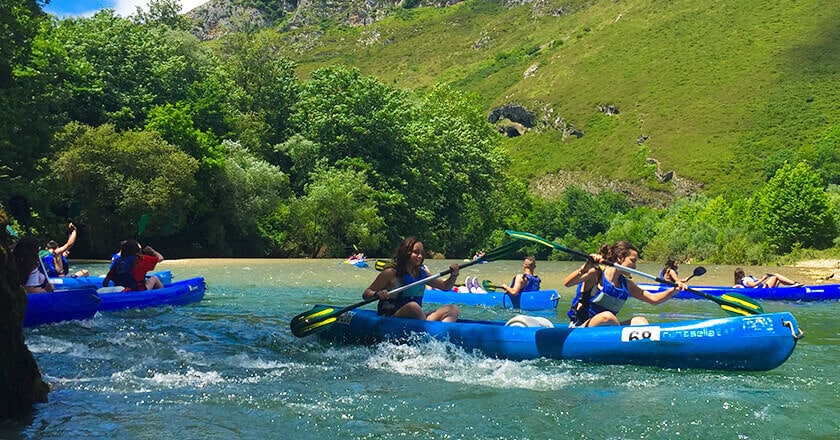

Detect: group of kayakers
11,222,164,294
361,235,806,329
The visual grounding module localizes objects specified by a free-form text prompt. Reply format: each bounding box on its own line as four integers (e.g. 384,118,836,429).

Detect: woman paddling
660,258,688,284
563,241,687,327
362,236,460,322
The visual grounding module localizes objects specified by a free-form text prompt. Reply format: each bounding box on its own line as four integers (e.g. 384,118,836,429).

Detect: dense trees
1,0,837,263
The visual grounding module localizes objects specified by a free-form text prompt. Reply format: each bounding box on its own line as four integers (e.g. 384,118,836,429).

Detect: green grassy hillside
271,0,840,197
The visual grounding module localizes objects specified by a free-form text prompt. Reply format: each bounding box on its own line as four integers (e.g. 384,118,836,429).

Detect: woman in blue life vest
363,236,460,322
563,241,687,328
659,258,685,284
501,256,541,308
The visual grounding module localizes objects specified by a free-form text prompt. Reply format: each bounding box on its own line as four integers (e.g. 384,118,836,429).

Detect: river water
2,259,838,439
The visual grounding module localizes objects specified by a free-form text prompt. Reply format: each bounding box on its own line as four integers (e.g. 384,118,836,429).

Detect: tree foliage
48,123,199,256
751,161,836,253
284,164,386,257
2,8,838,260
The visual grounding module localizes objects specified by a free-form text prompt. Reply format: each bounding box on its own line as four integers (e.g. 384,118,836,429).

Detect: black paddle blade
290,305,342,337
693,266,707,277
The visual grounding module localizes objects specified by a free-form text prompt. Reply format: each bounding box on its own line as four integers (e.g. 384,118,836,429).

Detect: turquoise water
2,259,838,439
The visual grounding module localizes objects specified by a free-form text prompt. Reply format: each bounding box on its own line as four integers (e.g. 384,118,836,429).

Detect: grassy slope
275,0,840,197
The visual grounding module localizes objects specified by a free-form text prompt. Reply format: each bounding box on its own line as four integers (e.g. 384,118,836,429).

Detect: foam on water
364,336,601,391
26,335,114,359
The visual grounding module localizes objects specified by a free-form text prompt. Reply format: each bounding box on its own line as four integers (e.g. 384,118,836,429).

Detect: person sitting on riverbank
103,240,164,291
733,268,803,288
362,236,460,322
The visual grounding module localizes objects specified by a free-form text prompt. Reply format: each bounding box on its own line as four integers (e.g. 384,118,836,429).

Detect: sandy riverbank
795,259,840,269
793,259,840,282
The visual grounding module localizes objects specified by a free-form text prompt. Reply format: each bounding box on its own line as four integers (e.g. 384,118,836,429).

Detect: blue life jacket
505,273,542,309
109,255,143,290
41,253,69,277
509,274,541,292
377,267,427,316
567,273,630,323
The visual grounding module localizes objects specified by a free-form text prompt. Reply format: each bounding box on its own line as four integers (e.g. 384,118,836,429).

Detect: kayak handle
784,320,805,340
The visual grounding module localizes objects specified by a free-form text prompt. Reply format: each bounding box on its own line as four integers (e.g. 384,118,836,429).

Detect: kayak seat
505,315,554,328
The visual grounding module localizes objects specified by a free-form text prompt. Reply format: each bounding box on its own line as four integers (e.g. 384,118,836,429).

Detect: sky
42,0,209,18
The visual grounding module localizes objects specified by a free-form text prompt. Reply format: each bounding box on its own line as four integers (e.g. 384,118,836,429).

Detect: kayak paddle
504,230,764,316
684,266,706,282
290,240,524,337
374,259,393,271
138,213,150,235
480,279,502,291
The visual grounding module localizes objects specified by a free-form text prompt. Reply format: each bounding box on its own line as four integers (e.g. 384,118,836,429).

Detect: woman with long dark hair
13,236,53,293
362,236,460,322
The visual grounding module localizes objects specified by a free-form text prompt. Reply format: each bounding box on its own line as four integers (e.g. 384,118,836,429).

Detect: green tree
0,0,54,191
605,206,663,253
145,102,223,169
288,67,417,250
50,10,207,129
405,85,508,255
0,0,44,87
48,123,199,256
216,31,299,157
132,0,192,31
212,140,291,256
751,161,837,253
284,164,385,257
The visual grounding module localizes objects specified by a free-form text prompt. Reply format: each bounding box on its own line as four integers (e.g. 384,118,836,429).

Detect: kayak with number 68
315,308,803,371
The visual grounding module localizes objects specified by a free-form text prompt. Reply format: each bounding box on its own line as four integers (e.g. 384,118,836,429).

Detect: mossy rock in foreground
0,208,49,416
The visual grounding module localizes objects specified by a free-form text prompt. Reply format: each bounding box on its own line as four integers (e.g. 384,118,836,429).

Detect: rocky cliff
186,0,462,40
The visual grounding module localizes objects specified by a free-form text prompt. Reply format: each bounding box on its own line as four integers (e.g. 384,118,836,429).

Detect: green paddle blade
374,259,393,271
138,213,150,235
717,291,764,315
481,279,501,291
290,304,352,337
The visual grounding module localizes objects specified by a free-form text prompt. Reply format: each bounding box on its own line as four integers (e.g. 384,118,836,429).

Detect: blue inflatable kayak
342,259,368,268
51,270,173,290
423,289,560,310
316,308,803,371
638,282,840,301
24,288,101,327
97,277,206,311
